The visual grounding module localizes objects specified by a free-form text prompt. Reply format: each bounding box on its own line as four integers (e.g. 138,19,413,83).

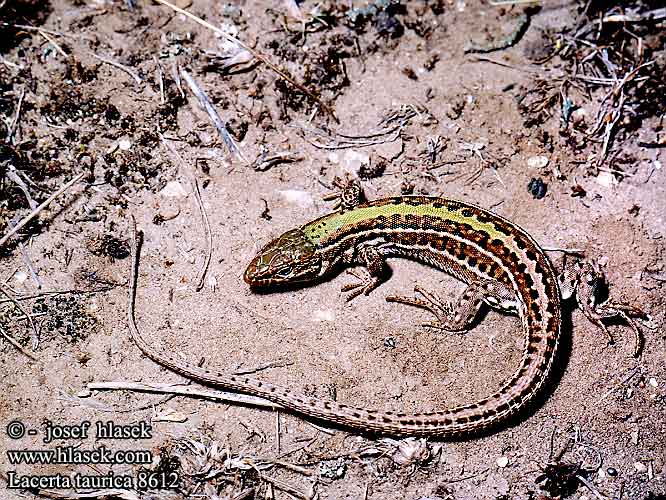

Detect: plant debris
32,294,97,344
517,1,666,173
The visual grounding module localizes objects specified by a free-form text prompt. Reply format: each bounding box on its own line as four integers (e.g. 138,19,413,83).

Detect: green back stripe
301,198,506,244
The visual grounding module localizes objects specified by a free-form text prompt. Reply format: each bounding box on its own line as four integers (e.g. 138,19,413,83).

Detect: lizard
127,179,647,438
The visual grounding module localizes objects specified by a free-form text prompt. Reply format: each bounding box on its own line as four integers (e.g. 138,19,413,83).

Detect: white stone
571,108,587,124
207,275,218,291
596,171,618,188
160,181,189,198
13,271,28,284
527,155,549,169
496,456,509,468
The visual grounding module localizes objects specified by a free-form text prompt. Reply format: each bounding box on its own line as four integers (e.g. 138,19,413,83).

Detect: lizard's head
244,229,322,287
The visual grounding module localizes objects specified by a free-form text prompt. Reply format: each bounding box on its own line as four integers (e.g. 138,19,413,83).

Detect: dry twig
5,85,25,143
233,358,294,375
0,173,85,247
0,324,36,361
180,69,248,165
259,474,312,500
88,52,143,85
38,29,68,58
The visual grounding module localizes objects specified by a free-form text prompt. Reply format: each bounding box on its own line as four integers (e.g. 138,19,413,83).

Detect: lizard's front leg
340,242,390,301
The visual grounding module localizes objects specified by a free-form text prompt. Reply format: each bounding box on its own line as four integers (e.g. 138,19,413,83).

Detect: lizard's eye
275,267,292,279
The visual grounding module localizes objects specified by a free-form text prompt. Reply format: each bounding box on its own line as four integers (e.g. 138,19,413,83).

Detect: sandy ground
0,1,665,499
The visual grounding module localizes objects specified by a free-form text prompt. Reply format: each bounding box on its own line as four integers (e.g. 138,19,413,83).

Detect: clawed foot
560,259,649,357
341,268,382,301
386,285,464,332
322,174,364,212
584,300,648,357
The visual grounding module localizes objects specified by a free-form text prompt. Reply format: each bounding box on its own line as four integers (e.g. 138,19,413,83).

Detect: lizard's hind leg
560,259,648,356
387,280,519,333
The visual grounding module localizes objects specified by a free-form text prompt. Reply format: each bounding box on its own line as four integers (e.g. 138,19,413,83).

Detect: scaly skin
242,196,560,436
128,194,645,438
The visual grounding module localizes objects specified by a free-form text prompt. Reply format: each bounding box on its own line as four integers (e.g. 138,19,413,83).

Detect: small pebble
630,429,639,445
596,170,618,188
607,467,618,476
496,456,509,468
207,275,218,291
13,271,28,284
571,107,587,125
160,181,188,198
634,462,647,473
527,155,549,169
649,377,658,387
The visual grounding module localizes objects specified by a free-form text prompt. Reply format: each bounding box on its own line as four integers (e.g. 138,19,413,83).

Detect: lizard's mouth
243,257,275,286
244,255,322,288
